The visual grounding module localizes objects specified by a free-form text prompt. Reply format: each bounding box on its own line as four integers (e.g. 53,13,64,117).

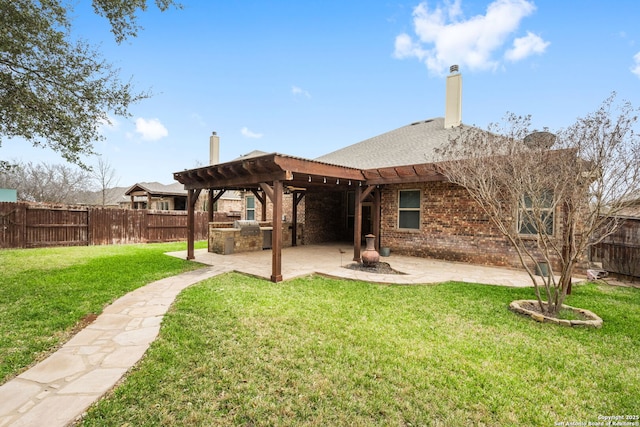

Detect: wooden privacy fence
590,243,640,279
589,218,640,279
0,202,209,249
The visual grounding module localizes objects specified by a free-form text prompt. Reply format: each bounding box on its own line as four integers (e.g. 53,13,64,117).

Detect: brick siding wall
380,181,562,270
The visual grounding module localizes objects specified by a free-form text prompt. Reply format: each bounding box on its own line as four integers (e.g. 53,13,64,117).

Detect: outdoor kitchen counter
208,222,301,255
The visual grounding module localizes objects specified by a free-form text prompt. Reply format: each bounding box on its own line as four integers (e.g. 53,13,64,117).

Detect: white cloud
134,118,168,141
292,85,311,98
632,52,640,78
394,0,545,75
394,33,427,60
241,127,263,139
505,31,550,61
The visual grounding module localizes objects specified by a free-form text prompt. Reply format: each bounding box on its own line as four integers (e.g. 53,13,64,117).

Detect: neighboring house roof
125,182,243,201
614,206,640,220
74,182,240,207
315,117,469,169
125,182,187,197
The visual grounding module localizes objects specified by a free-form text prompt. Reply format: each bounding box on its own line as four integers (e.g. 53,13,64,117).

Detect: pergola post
261,190,267,222
354,185,377,261
353,185,362,261
260,181,283,282
292,191,305,247
186,188,202,260
272,181,283,282
373,188,381,250
208,189,226,223
207,189,215,222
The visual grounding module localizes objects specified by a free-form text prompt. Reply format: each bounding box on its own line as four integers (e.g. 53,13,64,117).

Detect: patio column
186,188,201,260
354,185,376,261
292,191,305,247
207,189,214,222
260,181,283,282
353,185,362,261
261,190,267,222
208,189,227,223
373,188,381,250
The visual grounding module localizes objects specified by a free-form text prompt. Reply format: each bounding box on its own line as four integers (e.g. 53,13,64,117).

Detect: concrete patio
167,243,550,287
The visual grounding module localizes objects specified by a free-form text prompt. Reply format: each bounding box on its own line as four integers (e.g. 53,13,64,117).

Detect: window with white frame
157,201,169,210
398,190,421,229
518,190,554,235
246,195,255,220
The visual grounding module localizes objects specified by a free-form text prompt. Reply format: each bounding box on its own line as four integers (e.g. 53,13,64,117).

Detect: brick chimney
444,65,462,129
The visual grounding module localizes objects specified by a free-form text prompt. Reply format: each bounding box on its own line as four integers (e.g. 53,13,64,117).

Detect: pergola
174,152,445,282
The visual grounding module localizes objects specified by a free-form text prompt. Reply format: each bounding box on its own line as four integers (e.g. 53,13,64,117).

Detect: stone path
0,266,230,427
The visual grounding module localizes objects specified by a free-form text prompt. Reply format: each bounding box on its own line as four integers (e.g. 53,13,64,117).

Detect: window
398,190,421,229
157,201,169,210
518,191,554,235
246,196,255,220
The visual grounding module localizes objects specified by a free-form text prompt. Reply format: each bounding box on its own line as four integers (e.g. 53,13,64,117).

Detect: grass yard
80,273,640,426
0,241,206,384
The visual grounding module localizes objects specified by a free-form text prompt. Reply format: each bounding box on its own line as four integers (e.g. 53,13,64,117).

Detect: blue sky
3,0,640,186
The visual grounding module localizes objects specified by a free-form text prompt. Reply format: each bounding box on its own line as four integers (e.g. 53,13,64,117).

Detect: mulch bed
344,262,406,275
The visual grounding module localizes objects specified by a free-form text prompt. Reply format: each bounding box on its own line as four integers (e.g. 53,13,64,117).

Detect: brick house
175,69,566,281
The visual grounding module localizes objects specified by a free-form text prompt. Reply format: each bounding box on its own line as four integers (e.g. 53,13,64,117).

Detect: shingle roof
315,117,468,169
233,150,270,161
125,181,187,196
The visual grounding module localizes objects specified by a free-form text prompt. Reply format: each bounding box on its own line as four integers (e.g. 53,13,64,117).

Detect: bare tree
91,157,120,206
0,161,93,204
437,94,640,315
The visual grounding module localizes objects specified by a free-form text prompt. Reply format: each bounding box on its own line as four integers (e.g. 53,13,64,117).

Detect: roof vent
450,64,459,73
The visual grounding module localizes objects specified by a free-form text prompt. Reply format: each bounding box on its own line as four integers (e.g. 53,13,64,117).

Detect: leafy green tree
0,0,180,168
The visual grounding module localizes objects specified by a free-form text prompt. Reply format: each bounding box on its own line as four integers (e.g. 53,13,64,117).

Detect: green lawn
80,273,640,426
0,241,206,384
